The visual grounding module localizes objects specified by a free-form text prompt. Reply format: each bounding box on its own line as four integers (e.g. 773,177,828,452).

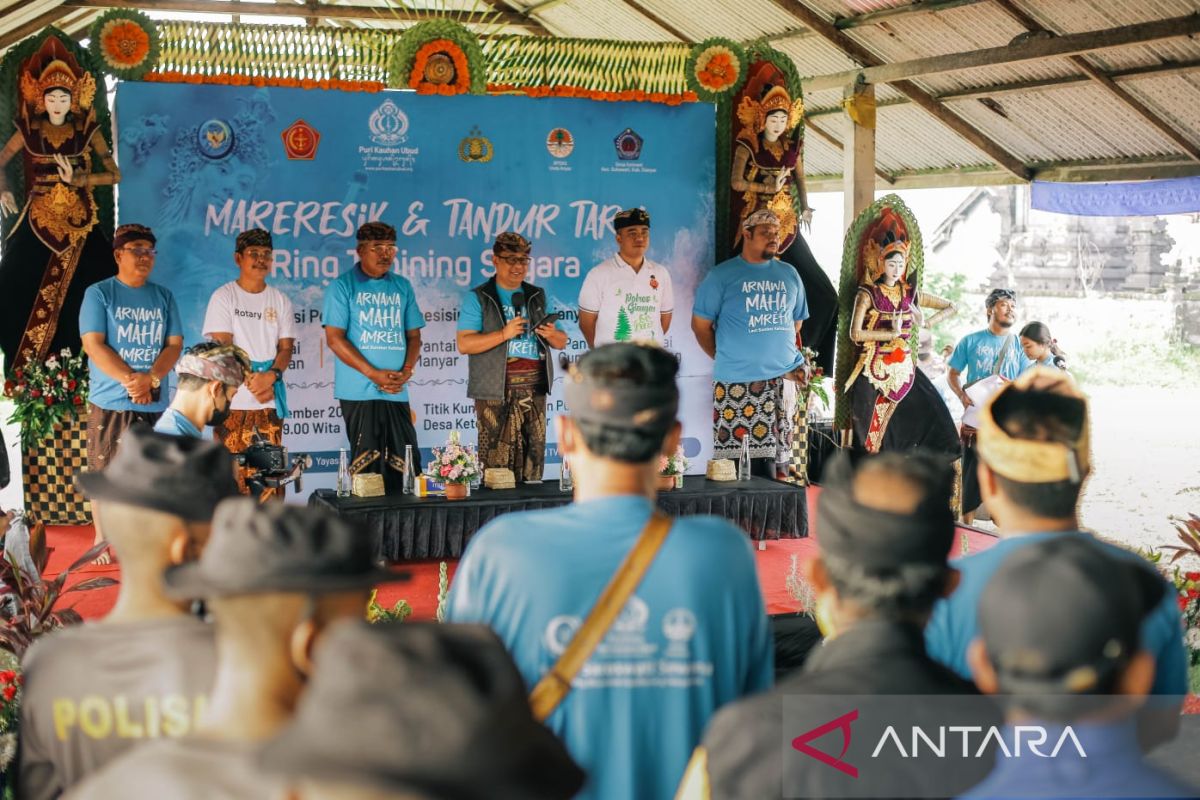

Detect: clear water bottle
336,448,351,497
739,436,751,481
559,458,573,492
402,444,416,495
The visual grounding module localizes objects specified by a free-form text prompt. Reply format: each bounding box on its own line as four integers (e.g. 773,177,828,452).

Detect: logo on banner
793,709,860,778
546,127,574,158
282,119,320,160
369,100,410,145
614,127,643,160
197,119,234,159
458,126,494,163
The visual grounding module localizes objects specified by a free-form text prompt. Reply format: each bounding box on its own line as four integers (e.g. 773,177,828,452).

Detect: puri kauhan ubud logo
369,99,410,145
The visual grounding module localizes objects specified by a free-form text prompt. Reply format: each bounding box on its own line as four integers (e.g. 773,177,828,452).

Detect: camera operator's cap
260,621,584,799
175,342,252,387
163,497,405,599
75,425,238,522
979,534,1165,694
818,450,955,571
977,366,1091,485
613,207,650,231
493,231,531,255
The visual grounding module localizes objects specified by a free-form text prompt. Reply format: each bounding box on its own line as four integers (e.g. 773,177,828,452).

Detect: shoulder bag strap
529,512,673,722
991,334,1016,377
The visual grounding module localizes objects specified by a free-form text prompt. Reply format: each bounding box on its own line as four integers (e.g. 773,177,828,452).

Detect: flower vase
444,482,468,501
658,474,678,491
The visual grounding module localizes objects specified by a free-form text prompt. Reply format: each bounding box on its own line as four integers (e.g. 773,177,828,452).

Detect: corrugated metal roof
4,0,1200,186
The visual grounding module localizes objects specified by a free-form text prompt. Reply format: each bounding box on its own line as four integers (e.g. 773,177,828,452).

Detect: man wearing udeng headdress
0,35,120,376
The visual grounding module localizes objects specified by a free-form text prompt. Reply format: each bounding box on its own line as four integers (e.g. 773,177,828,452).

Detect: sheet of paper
961,374,1006,428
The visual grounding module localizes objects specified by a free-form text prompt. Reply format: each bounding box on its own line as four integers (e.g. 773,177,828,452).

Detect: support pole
843,81,876,232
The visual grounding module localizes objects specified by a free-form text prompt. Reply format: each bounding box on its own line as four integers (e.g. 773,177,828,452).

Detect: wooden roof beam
834,0,987,29
490,0,556,36
0,4,73,50
803,11,1200,92
771,0,1030,179
991,0,1200,163
59,0,545,30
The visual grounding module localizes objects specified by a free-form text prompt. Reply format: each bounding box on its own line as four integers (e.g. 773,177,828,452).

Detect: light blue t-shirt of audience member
947,329,1031,385
322,266,425,403
925,532,1188,698
457,286,544,360
79,277,182,413
692,256,809,383
446,495,773,800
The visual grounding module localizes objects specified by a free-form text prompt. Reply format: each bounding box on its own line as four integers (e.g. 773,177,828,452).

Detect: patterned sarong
712,378,792,463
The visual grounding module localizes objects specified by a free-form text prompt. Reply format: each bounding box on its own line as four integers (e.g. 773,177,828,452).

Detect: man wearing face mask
457,231,567,483
154,342,251,438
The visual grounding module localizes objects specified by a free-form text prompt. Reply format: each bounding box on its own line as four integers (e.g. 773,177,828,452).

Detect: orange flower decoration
409,39,470,95
100,20,150,68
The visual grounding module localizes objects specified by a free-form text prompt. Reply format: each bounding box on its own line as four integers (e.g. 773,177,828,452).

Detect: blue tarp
1031,176,1200,216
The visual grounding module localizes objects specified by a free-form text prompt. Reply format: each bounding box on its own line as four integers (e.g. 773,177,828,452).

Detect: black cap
356,221,396,242
979,535,1165,693
985,288,1016,309
818,451,956,571
163,498,405,598
613,207,650,231
75,426,238,522
235,227,273,252
259,621,585,799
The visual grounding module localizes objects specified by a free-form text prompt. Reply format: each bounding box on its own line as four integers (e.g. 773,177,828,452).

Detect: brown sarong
86,405,161,471
476,362,547,483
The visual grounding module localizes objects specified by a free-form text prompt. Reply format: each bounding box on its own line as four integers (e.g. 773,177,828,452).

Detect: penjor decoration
0,33,119,378
835,194,959,460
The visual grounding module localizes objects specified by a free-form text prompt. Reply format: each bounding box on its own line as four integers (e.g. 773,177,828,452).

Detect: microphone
511,291,525,318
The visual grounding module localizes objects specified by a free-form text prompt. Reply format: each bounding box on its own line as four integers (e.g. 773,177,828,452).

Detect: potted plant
658,447,689,491
425,431,480,500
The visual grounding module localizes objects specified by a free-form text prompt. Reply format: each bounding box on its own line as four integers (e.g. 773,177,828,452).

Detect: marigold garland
488,83,697,106
685,38,747,103
88,9,159,81
410,39,470,95
145,71,384,93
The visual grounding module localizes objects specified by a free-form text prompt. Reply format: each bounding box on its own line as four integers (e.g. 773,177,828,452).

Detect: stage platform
309,476,807,561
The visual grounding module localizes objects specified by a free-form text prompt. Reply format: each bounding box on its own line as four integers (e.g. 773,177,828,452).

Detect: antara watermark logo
792,709,1087,777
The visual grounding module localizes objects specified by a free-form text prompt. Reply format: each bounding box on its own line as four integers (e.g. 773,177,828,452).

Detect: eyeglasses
498,255,531,266
365,244,398,255
120,247,156,259
241,248,273,261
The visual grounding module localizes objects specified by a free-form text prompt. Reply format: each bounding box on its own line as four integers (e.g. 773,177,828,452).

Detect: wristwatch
270,368,284,380
148,373,161,390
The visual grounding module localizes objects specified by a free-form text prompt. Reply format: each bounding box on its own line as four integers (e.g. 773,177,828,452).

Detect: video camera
233,428,312,500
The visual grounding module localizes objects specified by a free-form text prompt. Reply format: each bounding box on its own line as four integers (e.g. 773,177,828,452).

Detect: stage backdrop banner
114,82,716,495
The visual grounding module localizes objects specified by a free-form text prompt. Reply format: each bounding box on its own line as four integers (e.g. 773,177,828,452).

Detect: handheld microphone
511,291,525,318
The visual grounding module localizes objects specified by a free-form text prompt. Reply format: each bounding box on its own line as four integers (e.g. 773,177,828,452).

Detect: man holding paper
946,288,1032,522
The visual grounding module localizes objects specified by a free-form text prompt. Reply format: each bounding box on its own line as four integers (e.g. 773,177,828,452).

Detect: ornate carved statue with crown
0,34,119,377
835,195,960,460
726,54,838,380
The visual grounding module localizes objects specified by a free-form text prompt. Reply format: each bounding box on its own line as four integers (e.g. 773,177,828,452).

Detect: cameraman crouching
154,342,251,440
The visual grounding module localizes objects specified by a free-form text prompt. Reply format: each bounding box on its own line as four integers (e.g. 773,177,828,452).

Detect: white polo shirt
578,255,674,347
202,282,296,410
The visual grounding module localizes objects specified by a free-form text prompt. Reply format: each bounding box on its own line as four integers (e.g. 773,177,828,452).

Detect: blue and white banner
1032,177,1200,216
114,82,716,493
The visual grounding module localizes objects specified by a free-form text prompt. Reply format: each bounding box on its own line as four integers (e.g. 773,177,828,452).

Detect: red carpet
44,487,998,622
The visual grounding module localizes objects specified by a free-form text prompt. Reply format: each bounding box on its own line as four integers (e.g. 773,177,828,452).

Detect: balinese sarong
712,378,792,463
86,405,160,471
475,358,547,483
340,399,421,495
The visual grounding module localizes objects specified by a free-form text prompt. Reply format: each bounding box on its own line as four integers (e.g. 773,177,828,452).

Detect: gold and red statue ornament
836,196,960,461
731,83,810,245
0,36,119,377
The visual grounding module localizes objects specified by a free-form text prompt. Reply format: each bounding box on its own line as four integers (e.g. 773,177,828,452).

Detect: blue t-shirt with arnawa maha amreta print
457,285,545,361
322,266,425,402
446,495,773,800
79,277,182,412
692,256,809,383
947,329,1032,385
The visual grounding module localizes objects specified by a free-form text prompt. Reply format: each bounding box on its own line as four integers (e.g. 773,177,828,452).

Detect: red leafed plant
0,523,116,659
1158,513,1200,564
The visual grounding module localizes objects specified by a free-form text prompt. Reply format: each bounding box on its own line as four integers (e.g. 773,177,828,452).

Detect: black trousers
340,399,422,494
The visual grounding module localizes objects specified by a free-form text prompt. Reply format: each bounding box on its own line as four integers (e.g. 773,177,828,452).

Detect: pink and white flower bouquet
424,431,480,485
